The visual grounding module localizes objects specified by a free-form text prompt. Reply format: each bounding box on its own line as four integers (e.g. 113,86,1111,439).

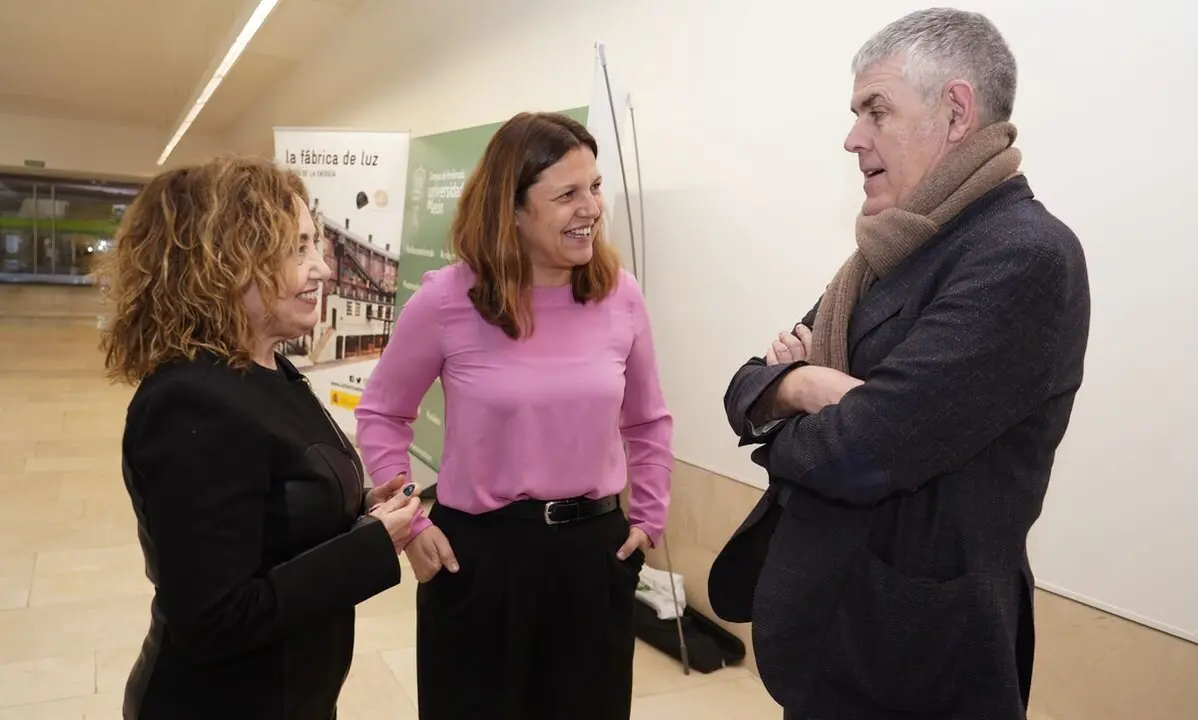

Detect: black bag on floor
632,596,746,673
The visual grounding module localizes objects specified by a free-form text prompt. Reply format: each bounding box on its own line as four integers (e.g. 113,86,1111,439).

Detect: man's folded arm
722,299,822,445
763,240,1068,506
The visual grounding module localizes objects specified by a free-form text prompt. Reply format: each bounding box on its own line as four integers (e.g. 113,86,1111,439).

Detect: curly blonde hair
97,155,310,385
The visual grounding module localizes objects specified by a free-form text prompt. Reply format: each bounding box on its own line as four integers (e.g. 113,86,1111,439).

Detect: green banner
397,107,588,472
0,217,118,236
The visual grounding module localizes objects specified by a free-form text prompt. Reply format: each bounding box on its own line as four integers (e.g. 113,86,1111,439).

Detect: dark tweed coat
710,176,1090,719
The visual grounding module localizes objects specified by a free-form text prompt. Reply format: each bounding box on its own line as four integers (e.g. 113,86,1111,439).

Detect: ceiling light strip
156,0,281,166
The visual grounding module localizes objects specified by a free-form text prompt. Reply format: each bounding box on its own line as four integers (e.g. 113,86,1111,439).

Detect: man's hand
765,324,813,366
403,525,459,582
779,365,864,415
617,526,650,560
748,323,818,428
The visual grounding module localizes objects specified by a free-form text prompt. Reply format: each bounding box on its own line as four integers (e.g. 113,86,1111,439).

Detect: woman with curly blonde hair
98,155,421,720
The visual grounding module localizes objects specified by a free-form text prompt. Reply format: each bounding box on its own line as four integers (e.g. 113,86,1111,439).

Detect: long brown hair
97,155,309,384
451,111,621,339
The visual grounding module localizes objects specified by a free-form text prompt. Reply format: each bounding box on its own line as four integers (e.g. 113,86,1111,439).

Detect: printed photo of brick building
283,217,397,369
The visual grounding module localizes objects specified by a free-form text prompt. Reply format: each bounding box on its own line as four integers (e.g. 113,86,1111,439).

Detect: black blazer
120,353,402,720
711,176,1090,719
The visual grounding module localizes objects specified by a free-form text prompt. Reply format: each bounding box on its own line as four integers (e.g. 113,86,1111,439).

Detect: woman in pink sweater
355,112,673,720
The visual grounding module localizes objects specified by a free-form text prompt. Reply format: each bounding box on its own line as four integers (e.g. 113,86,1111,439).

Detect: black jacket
120,352,402,719
711,176,1090,719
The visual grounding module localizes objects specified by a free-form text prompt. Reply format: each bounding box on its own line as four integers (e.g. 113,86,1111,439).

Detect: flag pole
597,42,639,280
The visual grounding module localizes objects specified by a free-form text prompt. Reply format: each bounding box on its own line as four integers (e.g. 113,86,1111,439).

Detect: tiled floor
1,310,1196,719
0,315,777,719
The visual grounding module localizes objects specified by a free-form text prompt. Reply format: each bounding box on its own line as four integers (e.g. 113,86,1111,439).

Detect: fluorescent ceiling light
156,0,280,166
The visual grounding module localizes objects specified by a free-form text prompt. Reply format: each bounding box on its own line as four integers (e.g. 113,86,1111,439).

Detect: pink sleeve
408,509,433,538
355,269,446,505
619,274,674,547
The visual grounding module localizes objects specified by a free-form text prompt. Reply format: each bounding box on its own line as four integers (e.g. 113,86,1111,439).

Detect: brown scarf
807,122,1022,372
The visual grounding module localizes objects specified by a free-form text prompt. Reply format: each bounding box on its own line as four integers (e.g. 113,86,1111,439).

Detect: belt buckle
543,500,576,525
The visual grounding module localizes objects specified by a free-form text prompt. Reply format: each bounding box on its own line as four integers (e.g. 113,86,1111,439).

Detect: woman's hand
404,525,459,582
369,483,422,553
765,323,812,366
365,474,407,511
617,526,650,560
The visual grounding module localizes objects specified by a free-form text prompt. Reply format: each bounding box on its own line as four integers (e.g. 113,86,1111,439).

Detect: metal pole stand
599,45,691,672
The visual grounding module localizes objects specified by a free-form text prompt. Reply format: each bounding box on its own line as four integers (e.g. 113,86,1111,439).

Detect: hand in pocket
404,525,459,582
617,526,650,561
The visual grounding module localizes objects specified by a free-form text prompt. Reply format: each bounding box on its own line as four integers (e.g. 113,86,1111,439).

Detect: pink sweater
355,262,673,544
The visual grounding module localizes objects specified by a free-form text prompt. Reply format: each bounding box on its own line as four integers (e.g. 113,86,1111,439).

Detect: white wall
225,0,1198,641
0,111,225,178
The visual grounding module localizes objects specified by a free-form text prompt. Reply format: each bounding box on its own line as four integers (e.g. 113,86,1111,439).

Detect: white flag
585,41,635,276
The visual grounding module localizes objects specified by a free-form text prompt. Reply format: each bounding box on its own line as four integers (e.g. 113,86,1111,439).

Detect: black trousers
415,501,644,720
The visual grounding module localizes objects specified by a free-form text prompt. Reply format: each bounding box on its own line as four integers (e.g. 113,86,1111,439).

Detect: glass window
0,176,45,275
0,172,141,284
50,181,137,278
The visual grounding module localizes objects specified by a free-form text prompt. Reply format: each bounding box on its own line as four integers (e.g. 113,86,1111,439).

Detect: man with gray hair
711,8,1090,719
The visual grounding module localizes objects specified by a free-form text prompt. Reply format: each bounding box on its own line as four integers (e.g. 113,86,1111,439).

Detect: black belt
491,495,620,525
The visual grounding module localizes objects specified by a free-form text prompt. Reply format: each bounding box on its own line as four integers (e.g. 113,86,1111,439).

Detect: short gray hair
851,8,1017,125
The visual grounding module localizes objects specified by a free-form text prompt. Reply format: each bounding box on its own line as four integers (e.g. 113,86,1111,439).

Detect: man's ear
944,80,976,142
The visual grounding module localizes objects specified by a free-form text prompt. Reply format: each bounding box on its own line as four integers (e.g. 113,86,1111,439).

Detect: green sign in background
397,107,588,472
